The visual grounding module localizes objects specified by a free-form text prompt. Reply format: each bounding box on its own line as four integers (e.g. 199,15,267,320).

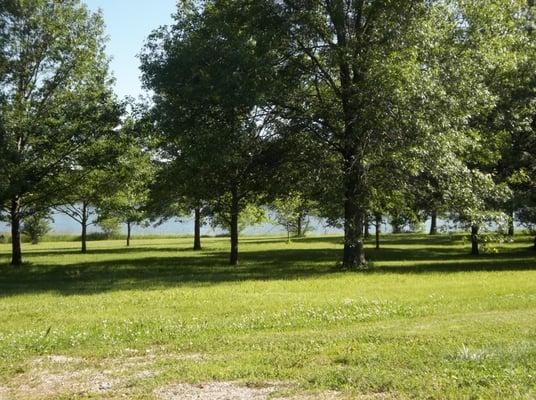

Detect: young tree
55,134,124,253
21,210,52,245
0,0,116,266
272,193,313,242
98,119,155,247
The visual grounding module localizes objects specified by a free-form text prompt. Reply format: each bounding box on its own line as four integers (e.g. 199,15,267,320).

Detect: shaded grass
0,234,535,399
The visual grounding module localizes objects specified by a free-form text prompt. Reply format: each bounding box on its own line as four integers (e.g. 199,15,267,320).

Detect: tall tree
0,0,116,266
141,1,287,265
271,1,488,268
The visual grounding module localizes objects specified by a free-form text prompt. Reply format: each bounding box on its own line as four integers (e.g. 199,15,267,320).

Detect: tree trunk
375,213,381,250
81,202,88,253
296,213,303,238
10,197,22,267
193,208,202,250
287,223,291,244
533,235,536,250
229,189,239,265
126,221,131,247
471,225,479,256
508,210,514,236
429,211,438,235
364,215,370,239
342,160,366,269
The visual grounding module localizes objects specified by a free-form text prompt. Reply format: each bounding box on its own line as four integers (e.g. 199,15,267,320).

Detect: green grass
0,234,535,399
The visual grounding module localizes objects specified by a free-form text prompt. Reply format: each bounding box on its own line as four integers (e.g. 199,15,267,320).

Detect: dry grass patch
1,350,210,399
6,368,121,399
155,381,345,400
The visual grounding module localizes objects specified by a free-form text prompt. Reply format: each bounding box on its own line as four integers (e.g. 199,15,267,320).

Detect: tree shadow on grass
0,238,534,297
9,246,200,258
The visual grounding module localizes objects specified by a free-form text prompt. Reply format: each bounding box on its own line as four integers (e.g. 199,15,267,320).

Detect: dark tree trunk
471,225,479,255
533,235,536,250
81,202,88,253
229,189,239,266
330,0,367,270
342,160,366,269
10,197,22,267
508,210,515,236
364,215,370,239
126,221,131,247
375,213,381,250
296,213,303,238
193,208,202,251
429,211,438,235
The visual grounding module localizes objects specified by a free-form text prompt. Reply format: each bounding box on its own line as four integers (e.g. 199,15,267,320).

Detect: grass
0,234,535,399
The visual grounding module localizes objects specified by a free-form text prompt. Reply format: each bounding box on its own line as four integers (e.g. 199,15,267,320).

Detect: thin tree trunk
81,202,88,253
533,235,536,250
229,189,239,265
508,210,514,236
287,223,291,244
429,211,438,235
10,197,22,267
364,215,370,239
471,225,479,256
126,221,131,247
375,213,381,250
296,213,303,238
193,208,202,251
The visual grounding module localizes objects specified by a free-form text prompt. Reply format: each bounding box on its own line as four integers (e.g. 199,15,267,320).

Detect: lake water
0,210,447,236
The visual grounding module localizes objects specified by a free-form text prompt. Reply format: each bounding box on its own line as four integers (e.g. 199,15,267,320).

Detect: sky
85,0,177,99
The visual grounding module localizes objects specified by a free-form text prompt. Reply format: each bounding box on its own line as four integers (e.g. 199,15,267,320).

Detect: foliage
272,192,314,241
96,216,121,239
21,211,52,244
97,115,156,233
209,204,268,234
141,0,288,263
0,0,119,264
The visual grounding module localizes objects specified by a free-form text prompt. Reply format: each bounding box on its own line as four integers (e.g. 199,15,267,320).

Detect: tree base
340,260,370,271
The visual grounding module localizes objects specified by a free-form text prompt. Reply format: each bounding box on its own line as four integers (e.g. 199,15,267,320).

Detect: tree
272,193,314,242
55,134,124,253
141,0,287,265
516,126,536,249
146,163,209,251
268,0,496,268
448,170,511,255
209,203,268,236
21,210,52,244
483,0,536,237
0,0,116,266
98,118,155,247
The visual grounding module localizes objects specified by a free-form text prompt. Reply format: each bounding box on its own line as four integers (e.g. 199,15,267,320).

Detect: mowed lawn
0,234,535,399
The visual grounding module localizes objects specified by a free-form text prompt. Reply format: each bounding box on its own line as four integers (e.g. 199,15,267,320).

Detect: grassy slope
0,234,535,399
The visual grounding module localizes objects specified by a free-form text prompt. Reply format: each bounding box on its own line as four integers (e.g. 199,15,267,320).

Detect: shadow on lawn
0,236,535,297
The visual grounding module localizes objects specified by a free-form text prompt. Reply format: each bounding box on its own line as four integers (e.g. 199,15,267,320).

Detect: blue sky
85,0,177,99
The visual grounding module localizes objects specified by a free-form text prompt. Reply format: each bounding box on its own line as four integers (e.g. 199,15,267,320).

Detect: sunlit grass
0,234,535,399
